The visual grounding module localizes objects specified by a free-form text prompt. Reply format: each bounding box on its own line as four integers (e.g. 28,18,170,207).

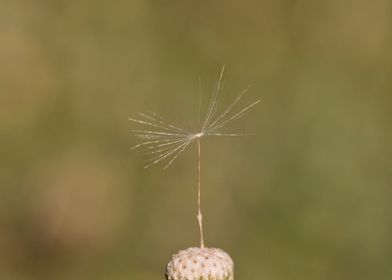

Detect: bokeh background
1,0,392,279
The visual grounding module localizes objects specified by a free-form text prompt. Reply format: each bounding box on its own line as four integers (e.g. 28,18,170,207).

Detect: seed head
165,247,234,280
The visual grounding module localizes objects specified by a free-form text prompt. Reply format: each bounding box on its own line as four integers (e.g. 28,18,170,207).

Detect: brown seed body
165,247,234,280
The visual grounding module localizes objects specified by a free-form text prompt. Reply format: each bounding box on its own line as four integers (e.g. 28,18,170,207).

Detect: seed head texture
165,247,234,280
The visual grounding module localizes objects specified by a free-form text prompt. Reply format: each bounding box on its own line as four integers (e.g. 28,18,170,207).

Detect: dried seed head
165,247,234,280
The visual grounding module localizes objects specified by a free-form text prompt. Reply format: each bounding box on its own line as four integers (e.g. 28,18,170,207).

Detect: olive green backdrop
1,1,391,279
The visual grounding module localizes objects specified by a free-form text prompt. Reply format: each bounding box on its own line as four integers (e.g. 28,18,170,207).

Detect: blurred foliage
1,0,392,279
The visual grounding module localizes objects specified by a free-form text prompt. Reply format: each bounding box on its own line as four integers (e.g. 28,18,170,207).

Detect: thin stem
196,138,205,248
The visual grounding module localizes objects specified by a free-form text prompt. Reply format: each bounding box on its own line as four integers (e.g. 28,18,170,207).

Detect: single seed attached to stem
130,66,260,280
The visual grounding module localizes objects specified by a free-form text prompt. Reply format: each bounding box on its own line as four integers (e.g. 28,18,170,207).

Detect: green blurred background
1,0,392,279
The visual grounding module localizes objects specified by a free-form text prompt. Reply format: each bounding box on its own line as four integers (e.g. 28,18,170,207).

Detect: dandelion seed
129,66,261,253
